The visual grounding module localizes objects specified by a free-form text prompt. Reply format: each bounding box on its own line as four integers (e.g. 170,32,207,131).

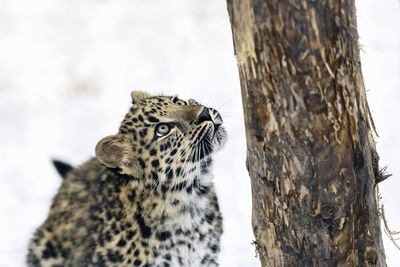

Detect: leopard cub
28,91,226,267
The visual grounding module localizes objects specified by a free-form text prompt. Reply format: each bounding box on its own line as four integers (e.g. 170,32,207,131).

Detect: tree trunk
226,0,386,266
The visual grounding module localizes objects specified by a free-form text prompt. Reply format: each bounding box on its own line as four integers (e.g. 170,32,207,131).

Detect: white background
0,0,398,266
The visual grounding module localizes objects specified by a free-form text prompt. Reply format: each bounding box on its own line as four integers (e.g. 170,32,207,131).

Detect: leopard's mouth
191,123,226,162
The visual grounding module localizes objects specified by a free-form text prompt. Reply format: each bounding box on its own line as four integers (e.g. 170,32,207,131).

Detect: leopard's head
95,91,226,188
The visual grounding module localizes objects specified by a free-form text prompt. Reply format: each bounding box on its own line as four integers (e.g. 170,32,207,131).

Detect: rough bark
227,0,386,266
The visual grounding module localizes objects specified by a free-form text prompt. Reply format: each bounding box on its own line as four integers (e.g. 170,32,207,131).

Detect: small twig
376,166,392,184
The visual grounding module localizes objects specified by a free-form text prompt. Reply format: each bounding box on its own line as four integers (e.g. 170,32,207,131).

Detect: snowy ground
0,0,398,266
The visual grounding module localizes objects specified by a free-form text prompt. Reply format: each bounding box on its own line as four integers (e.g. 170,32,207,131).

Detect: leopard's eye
175,100,186,106
156,123,171,137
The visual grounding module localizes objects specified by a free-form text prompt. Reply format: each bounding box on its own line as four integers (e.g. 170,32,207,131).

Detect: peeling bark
227,0,386,266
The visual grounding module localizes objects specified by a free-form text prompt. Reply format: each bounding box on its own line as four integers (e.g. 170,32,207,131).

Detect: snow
0,0,398,266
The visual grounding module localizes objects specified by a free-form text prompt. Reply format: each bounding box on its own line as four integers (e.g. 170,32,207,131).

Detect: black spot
212,198,220,210
164,262,171,267
61,248,70,259
135,212,152,238
138,115,144,122
106,249,123,263
205,212,215,224
210,244,218,253
127,230,136,240
177,240,186,246
134,259,142,266
152,247,159,257
98,234,104,247
165,167,173,180
175,167,182,176
130,129,137,141
96,252,106,265
170,149,177,156
139,128,147,138
198,186,210,195
199,233,205,241
164,253,172,261
117,238,126,247
132,118,138,122
172,199,180,205
186,186,192,194
175,228,182,235
42,241,57,259
148,116,159,123
201,254,210,264
134,249,139,256
138,158,146,169
151,159,159,168
156,231,171,241
151,171,158,181
161,184,168,194
150,149,157,156
128,190,136,202
165,157,173,164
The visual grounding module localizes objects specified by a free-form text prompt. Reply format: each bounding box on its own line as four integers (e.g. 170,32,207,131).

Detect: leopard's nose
197,107,212,124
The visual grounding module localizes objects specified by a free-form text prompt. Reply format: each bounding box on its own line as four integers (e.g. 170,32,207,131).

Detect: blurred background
0,0,398,266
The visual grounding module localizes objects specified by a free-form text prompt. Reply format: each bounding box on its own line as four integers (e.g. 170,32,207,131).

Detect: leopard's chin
212,125,226,152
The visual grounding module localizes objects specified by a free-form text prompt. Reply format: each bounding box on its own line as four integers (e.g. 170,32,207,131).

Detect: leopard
27,91,226,267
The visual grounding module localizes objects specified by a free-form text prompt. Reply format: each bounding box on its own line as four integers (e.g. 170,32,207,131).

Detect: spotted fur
27,91,226,267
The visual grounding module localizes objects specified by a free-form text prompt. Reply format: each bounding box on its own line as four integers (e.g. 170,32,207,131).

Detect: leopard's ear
95,134,143,177
95,135,125,169
131,91,152,104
